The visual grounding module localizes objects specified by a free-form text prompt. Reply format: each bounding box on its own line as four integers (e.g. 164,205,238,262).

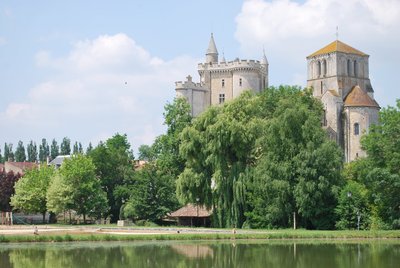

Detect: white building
176,34,268,117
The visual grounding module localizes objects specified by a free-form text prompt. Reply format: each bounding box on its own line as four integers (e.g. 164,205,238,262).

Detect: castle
175,34,268,117
175,35,380,162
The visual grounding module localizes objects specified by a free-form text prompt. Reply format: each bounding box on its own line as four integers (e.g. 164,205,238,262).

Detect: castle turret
205,33,218,63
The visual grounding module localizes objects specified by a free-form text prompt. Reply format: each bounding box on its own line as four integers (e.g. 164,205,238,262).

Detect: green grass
0,229,400,243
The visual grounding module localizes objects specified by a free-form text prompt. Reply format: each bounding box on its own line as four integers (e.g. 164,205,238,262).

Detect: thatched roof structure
169,204,212,218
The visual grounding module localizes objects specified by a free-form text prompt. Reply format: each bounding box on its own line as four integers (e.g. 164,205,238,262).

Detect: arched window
222,79,225,87
323,59,327,75
354,123,360,135
239,78,242,87
354,60,357,77
317,61,321,76
347,59,351,76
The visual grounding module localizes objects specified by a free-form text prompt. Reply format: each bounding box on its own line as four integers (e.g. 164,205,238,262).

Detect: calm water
0,240,399,268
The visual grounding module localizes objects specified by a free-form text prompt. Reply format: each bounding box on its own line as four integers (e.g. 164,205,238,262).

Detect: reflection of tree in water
0,241,399,268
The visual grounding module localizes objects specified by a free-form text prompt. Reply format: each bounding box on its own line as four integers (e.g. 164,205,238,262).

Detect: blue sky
1,0,399,155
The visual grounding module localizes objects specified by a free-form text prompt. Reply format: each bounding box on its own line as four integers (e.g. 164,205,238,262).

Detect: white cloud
1,34,198,150
235,0,400,106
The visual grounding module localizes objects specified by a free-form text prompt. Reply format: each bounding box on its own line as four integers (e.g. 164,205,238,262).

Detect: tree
39,138,50,163
50,139,59,160
46,173,73,216
247,88,343,229
0,170,21,211
177,87,343,229
10,165,54,222
27,140,38,162
123,163,179,222
335,180,370,230
4,143,14,162
89,134,134,222
73,142,79,154
362,99,400,174
78,142,83,154
15,141,26,162
86,142,93,155
60,154,107,222
137,144,156,161
60,137,71,155
0,148,3,163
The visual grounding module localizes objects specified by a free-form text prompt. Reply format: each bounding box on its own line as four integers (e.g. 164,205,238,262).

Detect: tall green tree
335,180,370,230
86,142,93,155
0,148,3,163
123,163,179,222
4,143,14,162
46,173,73,216
137,144,156,161
89,134,133,222
10,165,54,222
60,154,107,222
73,142,79,154
14,141,26,162
177,87,343,229
27,140,38,162
247,88,343,229
50,139,59,160
60,137,71,155
39,138,50,163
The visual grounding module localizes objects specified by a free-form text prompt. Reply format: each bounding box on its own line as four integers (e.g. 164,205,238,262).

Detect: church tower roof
206,33,218,55
308,40,368,58
344,85,379,108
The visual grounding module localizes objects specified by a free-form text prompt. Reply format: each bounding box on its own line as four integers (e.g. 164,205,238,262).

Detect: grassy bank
1,229,400,243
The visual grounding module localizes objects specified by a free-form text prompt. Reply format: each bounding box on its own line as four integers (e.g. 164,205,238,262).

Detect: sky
1,0,399,155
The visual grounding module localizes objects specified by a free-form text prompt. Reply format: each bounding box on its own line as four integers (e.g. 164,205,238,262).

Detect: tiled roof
308,40,367,58
7,162,37,170
344,85,380,108
169,204,212,217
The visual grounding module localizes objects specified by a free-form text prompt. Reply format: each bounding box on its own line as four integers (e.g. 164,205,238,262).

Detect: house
49,155,71,169
169,203,212,227
4,161,37,175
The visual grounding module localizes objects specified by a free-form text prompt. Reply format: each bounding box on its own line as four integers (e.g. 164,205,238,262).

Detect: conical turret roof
206,33,218,55
344,85,379,108
261,49,268,65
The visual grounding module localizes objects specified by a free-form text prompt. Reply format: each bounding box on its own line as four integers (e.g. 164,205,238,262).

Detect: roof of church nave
308,40,367,58
344,85,380,108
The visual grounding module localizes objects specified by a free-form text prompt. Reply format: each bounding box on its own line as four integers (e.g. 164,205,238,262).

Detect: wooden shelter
169,204,212,227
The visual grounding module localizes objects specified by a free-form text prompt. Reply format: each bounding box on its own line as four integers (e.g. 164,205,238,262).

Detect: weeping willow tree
177,90,269,228
177,86,343,228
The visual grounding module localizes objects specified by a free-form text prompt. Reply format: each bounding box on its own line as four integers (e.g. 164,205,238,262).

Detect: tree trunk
293,212,297,230
42,212,46,224
83,213,86,224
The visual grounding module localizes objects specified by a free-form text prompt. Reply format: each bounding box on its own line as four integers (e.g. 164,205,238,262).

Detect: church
175,35,380,162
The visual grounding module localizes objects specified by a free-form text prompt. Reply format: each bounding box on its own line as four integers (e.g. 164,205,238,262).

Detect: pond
0,240,399,267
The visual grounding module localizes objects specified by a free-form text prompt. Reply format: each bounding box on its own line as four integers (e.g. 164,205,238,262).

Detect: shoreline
0,226,399,243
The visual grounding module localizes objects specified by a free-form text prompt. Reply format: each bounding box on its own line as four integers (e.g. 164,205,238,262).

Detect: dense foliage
177,86,343,229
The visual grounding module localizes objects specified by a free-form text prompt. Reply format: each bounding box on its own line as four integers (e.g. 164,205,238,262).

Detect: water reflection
0,240,399,268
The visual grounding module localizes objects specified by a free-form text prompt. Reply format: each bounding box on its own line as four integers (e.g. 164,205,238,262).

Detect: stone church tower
307,40,380,162
176,34,268,117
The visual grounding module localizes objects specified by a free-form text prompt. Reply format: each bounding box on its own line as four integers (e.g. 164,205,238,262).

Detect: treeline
0,137,95,163
2,86,400,229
